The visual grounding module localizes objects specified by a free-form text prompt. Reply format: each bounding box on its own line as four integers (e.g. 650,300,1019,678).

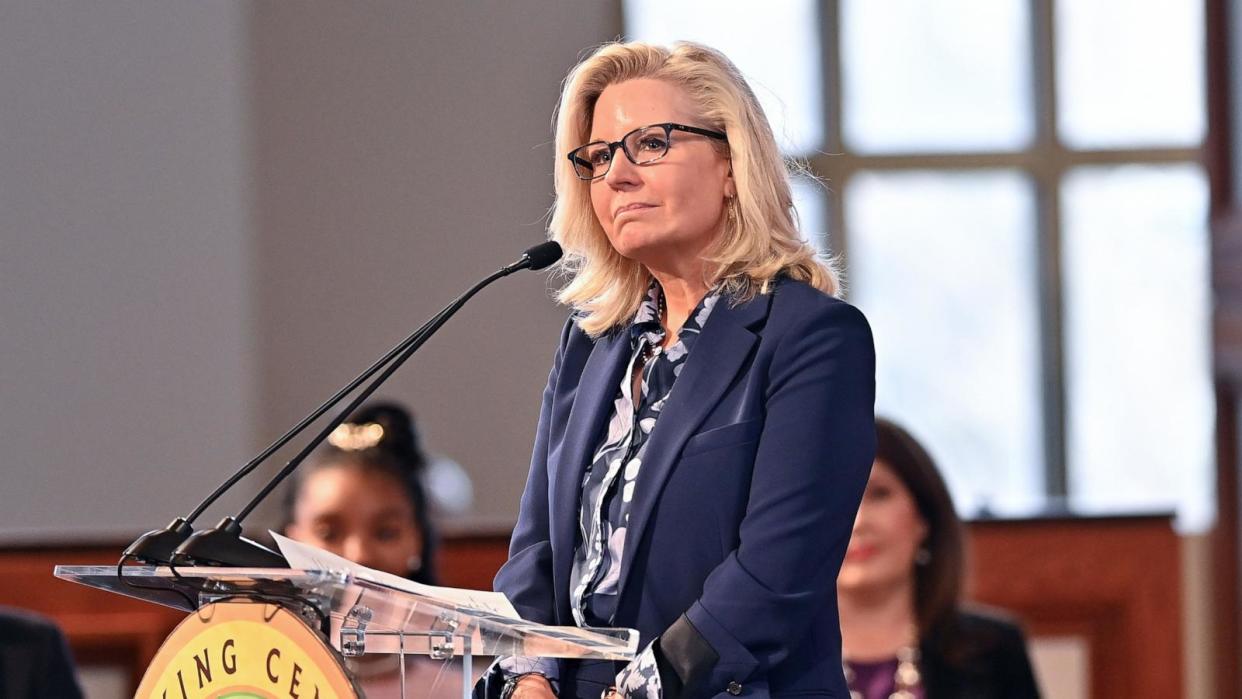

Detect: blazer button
726,681,743,695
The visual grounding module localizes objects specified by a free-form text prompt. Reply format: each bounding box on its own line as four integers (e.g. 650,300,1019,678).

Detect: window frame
812,0,1205,498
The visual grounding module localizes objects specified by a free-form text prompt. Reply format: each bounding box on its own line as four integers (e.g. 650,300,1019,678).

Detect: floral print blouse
586,283,719,699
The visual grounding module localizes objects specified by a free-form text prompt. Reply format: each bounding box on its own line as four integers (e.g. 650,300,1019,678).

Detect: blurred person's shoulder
924,605,1041,698
945,605,1033,649
0,605,64,644
0,605,85,699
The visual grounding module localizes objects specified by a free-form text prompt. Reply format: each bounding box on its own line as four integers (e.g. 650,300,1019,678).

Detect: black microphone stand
122,242,562,569
121,304,457,565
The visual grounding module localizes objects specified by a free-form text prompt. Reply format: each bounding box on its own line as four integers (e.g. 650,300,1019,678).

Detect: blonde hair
549,41,838,336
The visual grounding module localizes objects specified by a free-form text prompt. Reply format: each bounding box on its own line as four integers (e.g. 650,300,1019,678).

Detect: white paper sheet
271,531,521,620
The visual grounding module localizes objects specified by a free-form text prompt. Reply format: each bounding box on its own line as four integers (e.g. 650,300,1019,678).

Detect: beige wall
0,1,254,541
247,1,616,531
0,1,617,541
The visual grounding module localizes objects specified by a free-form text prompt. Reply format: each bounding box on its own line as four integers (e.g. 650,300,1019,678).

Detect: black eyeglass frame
566,122,728,181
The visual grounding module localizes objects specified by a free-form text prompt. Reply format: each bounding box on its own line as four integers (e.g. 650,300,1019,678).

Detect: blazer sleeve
493,317,574,625
659,301,876,698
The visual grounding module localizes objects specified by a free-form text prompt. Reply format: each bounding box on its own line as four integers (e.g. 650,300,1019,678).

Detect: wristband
502,672,555,699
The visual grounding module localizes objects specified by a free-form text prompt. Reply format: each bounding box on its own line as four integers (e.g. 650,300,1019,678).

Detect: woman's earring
726,196,738,223
406,554,423,572
914,548,931,566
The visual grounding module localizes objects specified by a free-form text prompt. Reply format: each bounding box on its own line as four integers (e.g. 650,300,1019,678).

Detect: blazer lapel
615,291,773,604
550,328,632,602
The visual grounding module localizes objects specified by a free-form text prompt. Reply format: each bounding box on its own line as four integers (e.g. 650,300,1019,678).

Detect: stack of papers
270,531,520,620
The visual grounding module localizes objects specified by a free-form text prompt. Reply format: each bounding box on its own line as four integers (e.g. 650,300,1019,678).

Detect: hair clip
327,421,385,451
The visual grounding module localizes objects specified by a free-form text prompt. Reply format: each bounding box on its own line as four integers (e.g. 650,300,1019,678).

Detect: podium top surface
54,565,637,661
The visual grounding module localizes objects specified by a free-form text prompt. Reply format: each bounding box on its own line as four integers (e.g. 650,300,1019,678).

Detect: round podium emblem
136,601,358,699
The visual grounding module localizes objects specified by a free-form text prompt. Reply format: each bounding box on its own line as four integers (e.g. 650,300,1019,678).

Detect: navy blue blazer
494,278,876,699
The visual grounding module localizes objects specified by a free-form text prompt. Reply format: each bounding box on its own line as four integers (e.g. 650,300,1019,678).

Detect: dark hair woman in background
837,418,1041,698
282,401,461,699
283,401,438,585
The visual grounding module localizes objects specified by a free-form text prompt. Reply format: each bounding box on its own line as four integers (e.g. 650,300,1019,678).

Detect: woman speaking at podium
494,41,876,699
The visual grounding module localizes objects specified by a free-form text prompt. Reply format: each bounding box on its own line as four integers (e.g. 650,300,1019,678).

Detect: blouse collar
628,280,722,356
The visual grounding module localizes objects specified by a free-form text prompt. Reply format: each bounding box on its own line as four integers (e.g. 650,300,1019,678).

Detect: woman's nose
604,149,640,187
851,504,870,535
343,537,377,568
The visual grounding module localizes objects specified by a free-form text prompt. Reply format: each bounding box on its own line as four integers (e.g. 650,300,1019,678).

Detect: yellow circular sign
136,601,359,699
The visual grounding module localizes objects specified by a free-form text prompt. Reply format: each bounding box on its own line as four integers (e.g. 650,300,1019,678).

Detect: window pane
623,0,823,155
846,171,1043,515
841,0,1033,153
1056,0,1205,148
791,173,831,256
1062,165,1213,531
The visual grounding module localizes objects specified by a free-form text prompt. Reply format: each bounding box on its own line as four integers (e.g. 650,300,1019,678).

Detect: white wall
0,1,617,542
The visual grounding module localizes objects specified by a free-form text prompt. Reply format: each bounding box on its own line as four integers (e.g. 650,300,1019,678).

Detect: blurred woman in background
284,401,455,699
837,418,1041,698
284,401,437,583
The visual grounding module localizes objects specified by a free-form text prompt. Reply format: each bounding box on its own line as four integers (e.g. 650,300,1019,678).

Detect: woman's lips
614,203,656,219
845,544,878,563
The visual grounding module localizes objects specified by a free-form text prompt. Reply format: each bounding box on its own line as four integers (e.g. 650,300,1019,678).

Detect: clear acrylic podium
54,565,639,699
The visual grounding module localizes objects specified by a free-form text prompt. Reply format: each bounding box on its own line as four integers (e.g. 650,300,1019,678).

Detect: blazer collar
615,289,771,602
549,323,631,601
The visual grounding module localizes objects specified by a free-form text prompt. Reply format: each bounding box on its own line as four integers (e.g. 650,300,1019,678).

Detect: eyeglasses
566,122,728,181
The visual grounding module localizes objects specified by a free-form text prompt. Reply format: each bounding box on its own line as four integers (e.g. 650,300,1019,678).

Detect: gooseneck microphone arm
186,306,453,524
240,269,508,523
123,241,562,568
119,301,458,566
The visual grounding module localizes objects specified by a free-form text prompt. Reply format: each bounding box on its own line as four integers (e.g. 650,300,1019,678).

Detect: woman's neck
645,273,708,345
838,580,919,662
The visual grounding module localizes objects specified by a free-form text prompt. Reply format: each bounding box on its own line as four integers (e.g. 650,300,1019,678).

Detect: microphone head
523,241,563,271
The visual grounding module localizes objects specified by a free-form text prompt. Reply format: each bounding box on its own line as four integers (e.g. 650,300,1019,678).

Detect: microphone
123,241,562,568
503,240,563,273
